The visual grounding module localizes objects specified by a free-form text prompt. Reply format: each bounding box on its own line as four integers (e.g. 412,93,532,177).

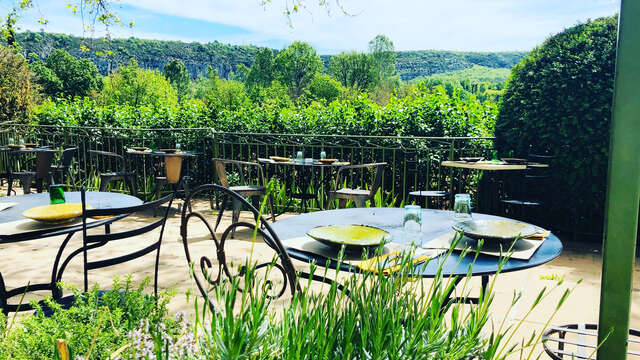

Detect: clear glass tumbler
296,151,303,163
320,151,326,160
403,205,422,243
453,194,472,222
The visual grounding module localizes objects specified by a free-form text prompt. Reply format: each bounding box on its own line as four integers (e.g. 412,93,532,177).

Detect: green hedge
495,16,617,234
31,84,496,138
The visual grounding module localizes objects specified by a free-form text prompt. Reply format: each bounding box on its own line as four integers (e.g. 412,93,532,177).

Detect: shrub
494,16,617,234
0,45,37,124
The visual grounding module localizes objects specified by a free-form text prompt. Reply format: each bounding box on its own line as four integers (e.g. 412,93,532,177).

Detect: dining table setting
271,197,562,303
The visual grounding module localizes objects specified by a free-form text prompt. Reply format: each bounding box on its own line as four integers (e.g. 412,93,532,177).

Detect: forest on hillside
15,31,527,80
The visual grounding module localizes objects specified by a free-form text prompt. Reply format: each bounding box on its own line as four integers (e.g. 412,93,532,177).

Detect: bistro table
271,207,562,301
258,158,350,212
441,160,549,213
0,191,142,313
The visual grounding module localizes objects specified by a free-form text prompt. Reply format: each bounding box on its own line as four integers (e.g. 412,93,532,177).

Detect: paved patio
1,191,639,357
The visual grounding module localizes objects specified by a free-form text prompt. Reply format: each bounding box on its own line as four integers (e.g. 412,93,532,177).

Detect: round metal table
272,208,562,301
0,192,142,313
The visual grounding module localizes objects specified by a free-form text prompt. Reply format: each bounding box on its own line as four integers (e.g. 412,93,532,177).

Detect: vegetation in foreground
0,246,579,359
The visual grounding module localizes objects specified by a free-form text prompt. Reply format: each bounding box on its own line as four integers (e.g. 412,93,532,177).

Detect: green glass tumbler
49,184,66,205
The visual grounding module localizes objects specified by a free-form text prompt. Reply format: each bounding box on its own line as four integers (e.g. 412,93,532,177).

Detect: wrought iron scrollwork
181,184,298,309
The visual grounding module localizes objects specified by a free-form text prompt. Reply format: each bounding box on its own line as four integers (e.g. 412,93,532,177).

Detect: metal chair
500,148,554,223
180,184,298,313
53,189,174,308
7,149,58,195
328,162,387,208
405,152,449,209
89,150,137,197
212,158,275,237
543,323,640,359
50,147,78,188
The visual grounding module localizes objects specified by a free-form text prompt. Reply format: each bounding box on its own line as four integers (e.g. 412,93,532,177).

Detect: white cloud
12,0,620,53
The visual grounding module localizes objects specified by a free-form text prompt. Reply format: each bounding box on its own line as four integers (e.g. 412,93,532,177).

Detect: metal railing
0,124,494,207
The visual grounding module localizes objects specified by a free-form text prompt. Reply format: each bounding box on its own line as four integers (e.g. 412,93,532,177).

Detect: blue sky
6,0,620,54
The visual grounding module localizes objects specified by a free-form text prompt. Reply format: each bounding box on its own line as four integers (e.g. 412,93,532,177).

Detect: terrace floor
1,190,639,358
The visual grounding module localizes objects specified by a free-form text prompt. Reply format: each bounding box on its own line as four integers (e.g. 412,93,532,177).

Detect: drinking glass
320,151,327,160
176,143,181,151
49,184,66,205
453,194,472,222
296,151,303,163
19,138,25,146
8,137,14,145
403,205,422,244
491,150,500,164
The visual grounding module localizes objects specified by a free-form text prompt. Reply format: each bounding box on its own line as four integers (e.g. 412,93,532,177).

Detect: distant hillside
412,65,512,85
15,31,528,81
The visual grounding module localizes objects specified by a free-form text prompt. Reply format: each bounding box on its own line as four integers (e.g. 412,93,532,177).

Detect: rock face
16,31,527,80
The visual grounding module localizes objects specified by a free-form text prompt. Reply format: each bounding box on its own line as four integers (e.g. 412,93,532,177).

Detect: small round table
0,192,142,313
272,208,562,301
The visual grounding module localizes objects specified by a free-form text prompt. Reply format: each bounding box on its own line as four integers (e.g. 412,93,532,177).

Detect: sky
5,0,620,54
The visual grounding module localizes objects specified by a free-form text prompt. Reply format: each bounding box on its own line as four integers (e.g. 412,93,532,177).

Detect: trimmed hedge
495,16,617,234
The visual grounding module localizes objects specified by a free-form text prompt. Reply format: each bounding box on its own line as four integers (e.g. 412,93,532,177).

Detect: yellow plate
269,156,290,162
319,158,338,164
307,224,389,250
22,203,84,224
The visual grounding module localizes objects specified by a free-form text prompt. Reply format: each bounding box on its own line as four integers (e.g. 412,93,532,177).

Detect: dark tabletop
127,150,196,158
0,192,142,242
271,207,563,277
258,158,348,168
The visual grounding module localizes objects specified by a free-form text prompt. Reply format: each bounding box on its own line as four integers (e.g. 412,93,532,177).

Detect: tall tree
163,59,189,101
368,34,397,80
328,51,377,89
101,58,177,107
230,63,249,83
0,45,36,124
32,49,102,98
246,48,274,88
274,41,322,99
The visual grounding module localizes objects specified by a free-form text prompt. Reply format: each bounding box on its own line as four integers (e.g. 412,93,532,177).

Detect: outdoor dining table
0,191,142,313
258,158,350,212
441,160,549,214
271,207,562,302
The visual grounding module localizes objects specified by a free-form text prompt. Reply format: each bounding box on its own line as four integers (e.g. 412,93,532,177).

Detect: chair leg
354,198,367,208
231,198,242,239
128,176,138,198
183,179,192,213
22,175,34,195
6,174,13,196
338,198,347,209
99,176,109,192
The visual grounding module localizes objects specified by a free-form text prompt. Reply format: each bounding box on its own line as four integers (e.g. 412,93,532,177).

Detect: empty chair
212,158,275,236
7,149,58,195
89,150,137,197
328,162,387,208
50,147,78,188
53,189,174,308
180,184,298,311
405,152,449,209
500,148,554,223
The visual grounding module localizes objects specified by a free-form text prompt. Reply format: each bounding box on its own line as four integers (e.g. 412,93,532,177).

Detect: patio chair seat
230,184,266,196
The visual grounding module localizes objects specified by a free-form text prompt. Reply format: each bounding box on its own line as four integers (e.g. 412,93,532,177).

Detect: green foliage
33,84,495,138
0,277,176,360
328,51,378,90
31,49,102,99
494,16,617,233
369,34,397,80
163,59,190,101
306,73,345,103
0,45,36,124
415,65,510,103
246,48,275,88
101,58,178,107
274,41,323,99
230,63,249,83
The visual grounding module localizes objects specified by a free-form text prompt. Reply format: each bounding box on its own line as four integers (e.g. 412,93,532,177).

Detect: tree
328,51,378,89
163,59,189,101
246,48,274,88
31,49,102,98
368,34,396,80
230,63,249,83
101,58,177,107
274,42,322,99
0,45,36,123
307,73,344,103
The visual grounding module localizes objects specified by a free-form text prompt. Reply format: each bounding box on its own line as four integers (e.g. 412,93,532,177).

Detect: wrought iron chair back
77,188,174,298
88,149,129,172
180,184,298,311
330,162,387,208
